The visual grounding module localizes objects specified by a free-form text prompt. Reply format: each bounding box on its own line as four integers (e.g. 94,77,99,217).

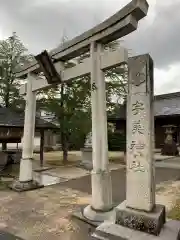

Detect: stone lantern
79,132,93,170
161,125,178,156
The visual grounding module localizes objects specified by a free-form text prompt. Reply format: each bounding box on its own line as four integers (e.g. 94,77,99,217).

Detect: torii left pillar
11,73,42,191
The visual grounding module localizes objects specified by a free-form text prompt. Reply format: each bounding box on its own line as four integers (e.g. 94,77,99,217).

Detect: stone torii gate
12,0,149,223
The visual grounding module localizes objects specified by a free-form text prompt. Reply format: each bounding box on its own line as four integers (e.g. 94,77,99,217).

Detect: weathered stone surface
126,54,155,211
83,42,113,222
101,54,168,239
9,179,43,192
91,170,112,212
92,220,180,240
115,201,165,236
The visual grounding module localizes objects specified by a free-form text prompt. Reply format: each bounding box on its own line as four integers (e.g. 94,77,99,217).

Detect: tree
0,32,33,149
37,76,91,163
0,32,33,109
38,40,128,163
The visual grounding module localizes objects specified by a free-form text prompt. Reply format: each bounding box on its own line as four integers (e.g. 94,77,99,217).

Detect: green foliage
108,131,126,151
38,77,92,153
38,40,128,160
0,32,33,109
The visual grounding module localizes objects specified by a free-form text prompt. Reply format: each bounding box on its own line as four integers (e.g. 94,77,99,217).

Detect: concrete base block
9,179,43,192
83,205,115,223
92,220,180,240
115,201,166,236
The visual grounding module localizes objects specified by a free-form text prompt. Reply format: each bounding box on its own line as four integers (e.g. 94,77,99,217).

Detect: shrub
108,131,126,152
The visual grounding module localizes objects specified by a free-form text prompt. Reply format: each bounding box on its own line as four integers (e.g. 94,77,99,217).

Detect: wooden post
40,129,44,167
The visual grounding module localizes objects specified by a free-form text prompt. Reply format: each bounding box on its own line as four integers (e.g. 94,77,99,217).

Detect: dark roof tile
114,92,180,119
0,108,58,129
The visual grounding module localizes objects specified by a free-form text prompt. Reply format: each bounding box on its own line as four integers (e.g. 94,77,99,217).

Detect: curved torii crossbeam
16,0,148,78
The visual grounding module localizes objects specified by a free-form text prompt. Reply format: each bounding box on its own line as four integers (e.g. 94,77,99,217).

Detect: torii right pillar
83,42,114,221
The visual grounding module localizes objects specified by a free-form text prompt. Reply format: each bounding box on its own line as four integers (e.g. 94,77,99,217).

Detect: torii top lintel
16,0,149,78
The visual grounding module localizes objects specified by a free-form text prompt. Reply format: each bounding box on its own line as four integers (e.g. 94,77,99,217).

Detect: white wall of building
1,136,41,150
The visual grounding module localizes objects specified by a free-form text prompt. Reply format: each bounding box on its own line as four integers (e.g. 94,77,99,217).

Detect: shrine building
108,91,180,149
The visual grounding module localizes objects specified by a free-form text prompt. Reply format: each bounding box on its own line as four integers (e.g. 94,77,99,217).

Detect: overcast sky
0,0,179,95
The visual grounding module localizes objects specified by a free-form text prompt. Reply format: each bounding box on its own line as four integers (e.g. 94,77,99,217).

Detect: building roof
110,91,180,120
0,108,59,130
154,92,180,116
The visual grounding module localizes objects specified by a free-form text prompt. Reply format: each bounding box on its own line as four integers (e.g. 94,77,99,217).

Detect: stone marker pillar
110,55,162,232
93,54,180,239
115,54,166,234
83,42,113,221
126,54,155,211
11,74,42,192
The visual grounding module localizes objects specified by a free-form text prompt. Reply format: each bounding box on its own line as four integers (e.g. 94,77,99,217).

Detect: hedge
108,131,126,152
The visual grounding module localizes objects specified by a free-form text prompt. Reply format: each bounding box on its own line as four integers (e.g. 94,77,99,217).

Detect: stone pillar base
92,220,180,240
73,170,114,225
9,179,43,192
115,201,166,236
83,205,115,223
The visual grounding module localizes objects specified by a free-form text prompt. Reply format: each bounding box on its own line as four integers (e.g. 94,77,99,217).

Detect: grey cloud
0,0,114,53
156,75,180,94
0,0,179,70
